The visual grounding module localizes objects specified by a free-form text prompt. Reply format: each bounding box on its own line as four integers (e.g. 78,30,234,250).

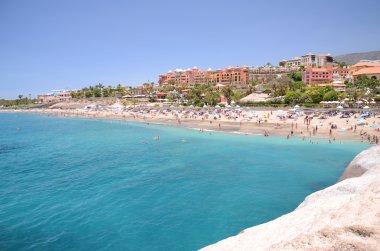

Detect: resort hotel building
280,53,334,68
37,90,72,103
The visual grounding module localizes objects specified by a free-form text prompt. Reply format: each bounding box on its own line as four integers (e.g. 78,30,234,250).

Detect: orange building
159,67,214,87
349,61,380,75
303,65,349,85
303,67,332,84
213,66,249,85
159,66,249,87
37,91,71,103
348,61,380,81
352,67,380,80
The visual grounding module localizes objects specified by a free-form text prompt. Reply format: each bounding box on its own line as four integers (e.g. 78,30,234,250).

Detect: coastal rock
200,145,380,251
339,145,380,181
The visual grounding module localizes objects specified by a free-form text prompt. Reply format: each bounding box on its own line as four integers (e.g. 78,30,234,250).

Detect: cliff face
201,145,380,251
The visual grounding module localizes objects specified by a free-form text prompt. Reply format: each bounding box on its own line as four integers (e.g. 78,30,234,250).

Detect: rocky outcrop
339,146,380,181
201,145,380,251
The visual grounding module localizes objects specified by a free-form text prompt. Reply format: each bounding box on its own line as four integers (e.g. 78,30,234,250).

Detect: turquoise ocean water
0,113,369,251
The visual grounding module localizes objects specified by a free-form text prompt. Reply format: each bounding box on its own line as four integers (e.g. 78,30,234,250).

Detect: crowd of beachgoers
2,102,380,144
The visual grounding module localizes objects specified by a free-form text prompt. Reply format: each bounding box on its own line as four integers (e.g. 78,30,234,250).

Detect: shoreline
1,108,379,144
1,108,378,249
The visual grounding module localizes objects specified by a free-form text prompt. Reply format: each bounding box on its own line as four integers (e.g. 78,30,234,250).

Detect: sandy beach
2,103,380,144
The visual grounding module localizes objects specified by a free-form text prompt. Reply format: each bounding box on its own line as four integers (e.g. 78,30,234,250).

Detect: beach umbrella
277,110,286,117
356,120,366,125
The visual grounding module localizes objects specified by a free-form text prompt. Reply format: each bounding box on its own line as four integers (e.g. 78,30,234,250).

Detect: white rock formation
201,145,380,251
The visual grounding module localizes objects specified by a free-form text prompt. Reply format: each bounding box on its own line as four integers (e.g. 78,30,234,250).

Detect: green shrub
323,90,339,101
284,91,301,104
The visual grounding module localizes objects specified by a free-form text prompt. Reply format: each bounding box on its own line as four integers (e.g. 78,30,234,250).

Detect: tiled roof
352,62,380,68
308,68,329,72
352,67,380,76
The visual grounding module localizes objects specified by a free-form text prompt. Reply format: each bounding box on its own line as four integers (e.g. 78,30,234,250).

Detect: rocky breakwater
201,145,380,251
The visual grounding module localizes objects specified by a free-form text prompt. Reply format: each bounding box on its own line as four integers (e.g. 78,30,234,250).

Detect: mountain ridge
334,50,380,64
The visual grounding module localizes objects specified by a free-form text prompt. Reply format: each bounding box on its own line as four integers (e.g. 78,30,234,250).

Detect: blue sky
1,0,380,99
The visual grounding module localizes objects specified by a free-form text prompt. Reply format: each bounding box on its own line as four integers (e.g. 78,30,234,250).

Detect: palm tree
95,83,105,97
222,86,233,105
96,83,104,89
116,84,126,96
17,94,23,105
